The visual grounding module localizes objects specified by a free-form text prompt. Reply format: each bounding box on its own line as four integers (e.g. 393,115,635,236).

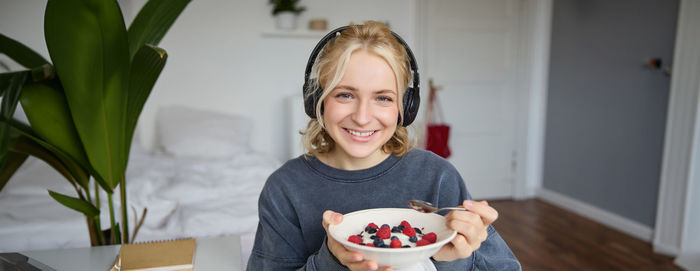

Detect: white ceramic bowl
328,208,457,268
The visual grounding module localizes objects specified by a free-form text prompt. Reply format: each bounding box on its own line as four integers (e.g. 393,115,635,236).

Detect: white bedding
0,146,279,254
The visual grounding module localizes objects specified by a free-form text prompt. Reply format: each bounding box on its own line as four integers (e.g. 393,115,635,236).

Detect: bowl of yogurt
328,208,457,268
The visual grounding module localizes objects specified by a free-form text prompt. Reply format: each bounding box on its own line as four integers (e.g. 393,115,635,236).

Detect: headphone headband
303,25,421,126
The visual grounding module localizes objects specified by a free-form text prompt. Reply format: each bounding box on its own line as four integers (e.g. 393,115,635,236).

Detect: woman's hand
431,200,498,262
322,210,393,271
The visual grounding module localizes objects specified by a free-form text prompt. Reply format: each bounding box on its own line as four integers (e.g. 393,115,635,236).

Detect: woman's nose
351,99,371,125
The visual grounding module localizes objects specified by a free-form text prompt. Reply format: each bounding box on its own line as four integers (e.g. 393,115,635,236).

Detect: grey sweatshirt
247,149,521,270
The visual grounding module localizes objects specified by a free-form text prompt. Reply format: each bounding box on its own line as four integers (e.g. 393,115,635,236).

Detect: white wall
1,0,418,161
126,0,418,161
0,1,49,71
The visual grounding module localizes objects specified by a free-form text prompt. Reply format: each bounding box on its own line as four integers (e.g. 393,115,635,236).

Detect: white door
422,0,521,199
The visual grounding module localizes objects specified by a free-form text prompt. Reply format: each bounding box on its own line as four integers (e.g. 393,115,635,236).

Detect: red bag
426,124,451,158
425,80,451,158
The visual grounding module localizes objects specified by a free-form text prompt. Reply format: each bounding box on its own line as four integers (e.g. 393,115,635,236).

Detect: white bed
0,105,280,267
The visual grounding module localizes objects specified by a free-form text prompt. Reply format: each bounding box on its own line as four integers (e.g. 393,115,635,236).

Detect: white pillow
156,105,252,159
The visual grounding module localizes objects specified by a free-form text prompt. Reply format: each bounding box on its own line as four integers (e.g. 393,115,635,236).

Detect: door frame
654,0,700,259
411,0,553,200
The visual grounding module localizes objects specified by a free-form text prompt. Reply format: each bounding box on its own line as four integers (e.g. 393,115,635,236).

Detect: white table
20,235,242,271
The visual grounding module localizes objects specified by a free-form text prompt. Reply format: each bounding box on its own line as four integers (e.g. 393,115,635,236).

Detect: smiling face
321,50,400,169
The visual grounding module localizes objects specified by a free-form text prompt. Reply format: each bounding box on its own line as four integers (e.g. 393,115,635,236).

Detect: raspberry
423,232,437,243
368,223,379,229
365,243,375,247
348,235,363,244
400,220,412,228
390,239,402,248
376,226,391,239
416,239,431,246
402,226,416,237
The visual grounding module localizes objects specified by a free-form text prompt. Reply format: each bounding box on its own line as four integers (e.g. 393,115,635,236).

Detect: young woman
247,21,521,271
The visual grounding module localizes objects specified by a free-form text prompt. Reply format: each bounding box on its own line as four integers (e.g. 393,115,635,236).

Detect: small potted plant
269,0,306,30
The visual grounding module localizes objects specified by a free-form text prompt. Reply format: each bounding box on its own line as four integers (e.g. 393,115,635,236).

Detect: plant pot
275,11,298,30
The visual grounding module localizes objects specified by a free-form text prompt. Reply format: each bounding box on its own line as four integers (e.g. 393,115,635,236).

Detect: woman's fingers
322,210,343,230
449,234,473,258
322,210,393,270
433,201,499,262
446,208,482,225
462,200,499,225
346,260,379,271
446,217,485,247
444,202,492,248
323,210,383,270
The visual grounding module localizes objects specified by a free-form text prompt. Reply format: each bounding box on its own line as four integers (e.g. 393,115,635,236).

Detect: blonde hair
301,21,414,157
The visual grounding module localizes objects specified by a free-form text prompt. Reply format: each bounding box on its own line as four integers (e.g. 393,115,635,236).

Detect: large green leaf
0,71,29,166
9,135,79,189
125,45,167,158
48,190,100,217
44,0,130,189
20,82,91,173
0,34,50,69
8,120,103,193
127,0,191,59
0,150,28,191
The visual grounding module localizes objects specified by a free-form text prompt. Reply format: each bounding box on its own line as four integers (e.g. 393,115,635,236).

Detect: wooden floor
489,199,682,271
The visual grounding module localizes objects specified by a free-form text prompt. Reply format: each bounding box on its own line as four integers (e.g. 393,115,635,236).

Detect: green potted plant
269,0,306,30
0,0,190,246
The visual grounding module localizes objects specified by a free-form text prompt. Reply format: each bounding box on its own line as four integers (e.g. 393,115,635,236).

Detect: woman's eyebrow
333,85,396,94
334,85,357,91
375,89,397,95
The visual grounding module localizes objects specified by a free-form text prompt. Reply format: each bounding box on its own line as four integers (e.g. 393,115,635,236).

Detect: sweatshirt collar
304,153,403,183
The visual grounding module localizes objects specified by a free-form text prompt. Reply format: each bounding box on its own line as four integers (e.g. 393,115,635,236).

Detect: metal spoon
408,199,467,213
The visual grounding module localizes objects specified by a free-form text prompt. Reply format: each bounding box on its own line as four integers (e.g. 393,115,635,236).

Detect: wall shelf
261,29,326,39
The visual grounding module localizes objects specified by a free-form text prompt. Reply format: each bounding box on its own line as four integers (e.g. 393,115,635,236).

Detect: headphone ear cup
401,87,420,126
303,81,323,119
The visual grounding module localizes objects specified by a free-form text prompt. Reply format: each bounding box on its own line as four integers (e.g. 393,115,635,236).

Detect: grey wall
543,0,678,227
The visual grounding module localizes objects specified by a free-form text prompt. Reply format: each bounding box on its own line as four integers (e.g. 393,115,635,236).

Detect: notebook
112,238,196,271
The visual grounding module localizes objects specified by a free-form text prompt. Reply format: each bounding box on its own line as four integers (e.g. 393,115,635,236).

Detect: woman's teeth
347,129,375,137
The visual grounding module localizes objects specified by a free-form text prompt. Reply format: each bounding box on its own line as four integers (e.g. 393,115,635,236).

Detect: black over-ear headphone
303,25,420,127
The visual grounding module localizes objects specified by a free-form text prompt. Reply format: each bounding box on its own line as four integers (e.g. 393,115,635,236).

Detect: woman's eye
336,93,352,99
377,96,393,102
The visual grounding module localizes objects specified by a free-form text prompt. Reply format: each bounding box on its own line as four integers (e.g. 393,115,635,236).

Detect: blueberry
414,227,422,235
391,226,401,233
370,235,377,240
381,224,390,228
366,227,377,234
360,243,366,246
391,236,398,240
373,238,384,247
409,236,418,243
356,234,363,238
398,225,405,230
402,245,411,248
